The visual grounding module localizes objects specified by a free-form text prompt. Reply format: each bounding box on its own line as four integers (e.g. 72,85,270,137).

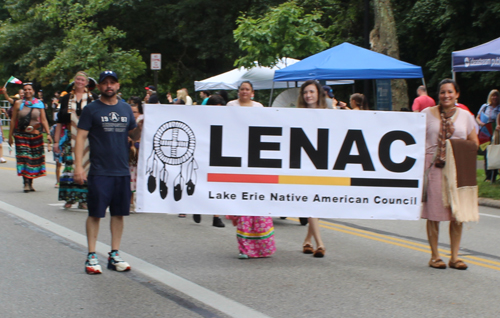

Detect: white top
226,100,264,107
185,95,193,105
422,106,475,154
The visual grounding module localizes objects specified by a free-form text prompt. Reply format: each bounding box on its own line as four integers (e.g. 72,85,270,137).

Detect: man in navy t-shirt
74,70,138,275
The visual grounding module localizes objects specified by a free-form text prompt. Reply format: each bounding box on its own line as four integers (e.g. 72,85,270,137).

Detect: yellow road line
288,217,500,271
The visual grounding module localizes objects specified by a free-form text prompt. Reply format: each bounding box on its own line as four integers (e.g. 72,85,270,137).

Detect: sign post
151,53,161,89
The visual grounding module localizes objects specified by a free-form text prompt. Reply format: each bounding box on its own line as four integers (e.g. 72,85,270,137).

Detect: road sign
151,54,161,70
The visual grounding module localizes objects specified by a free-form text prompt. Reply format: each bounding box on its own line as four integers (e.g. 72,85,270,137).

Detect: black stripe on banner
351,178,419,188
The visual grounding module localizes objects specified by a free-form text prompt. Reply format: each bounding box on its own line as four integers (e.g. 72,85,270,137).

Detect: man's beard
101,90,116,98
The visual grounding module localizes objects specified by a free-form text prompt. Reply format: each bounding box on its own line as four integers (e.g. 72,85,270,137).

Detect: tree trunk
370,0,409,111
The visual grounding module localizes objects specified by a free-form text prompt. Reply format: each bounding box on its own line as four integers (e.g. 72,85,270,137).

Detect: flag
6,76,22,85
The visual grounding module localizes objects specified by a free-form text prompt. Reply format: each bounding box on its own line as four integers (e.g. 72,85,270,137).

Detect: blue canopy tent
273,42,423,81
271,42,424,109
452,36,500,76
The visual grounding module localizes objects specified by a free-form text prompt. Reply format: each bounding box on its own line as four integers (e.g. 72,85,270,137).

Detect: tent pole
421,78,426,88
452,72,456,81
269,82,275,107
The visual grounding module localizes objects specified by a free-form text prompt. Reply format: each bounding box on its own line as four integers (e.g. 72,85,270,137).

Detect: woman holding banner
476,89,500,182
228,81,276,259
422,79,478,270
297,80,327,258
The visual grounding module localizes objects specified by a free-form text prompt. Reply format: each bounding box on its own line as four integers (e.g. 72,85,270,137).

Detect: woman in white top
227,81,264,107
422,79,478,270
297,80,326,258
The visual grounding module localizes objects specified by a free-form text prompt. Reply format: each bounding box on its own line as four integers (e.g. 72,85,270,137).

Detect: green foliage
477,168,500,200
0,0,144,92
234,1,329,68
395,0,500,111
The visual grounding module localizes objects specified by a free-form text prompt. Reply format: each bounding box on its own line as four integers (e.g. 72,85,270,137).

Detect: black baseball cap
98,70,119,83
145,85,156,91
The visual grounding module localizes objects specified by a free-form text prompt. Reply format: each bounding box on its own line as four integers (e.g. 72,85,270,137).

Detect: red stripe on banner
207,173,279,184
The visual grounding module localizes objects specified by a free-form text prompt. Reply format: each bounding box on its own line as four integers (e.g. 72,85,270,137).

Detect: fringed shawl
442,139,479,222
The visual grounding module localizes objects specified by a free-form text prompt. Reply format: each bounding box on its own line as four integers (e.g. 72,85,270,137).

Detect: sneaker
85,253,102,274
107,251,131,272
212,216,225,228
0,158,6,163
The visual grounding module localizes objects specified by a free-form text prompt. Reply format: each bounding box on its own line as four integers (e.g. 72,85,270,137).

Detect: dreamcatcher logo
146,121,198,201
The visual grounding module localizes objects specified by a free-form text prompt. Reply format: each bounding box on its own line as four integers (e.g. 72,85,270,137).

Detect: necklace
23,98,39,107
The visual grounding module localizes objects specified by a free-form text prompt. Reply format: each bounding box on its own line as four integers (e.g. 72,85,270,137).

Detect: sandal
428,258,447,269
302,243,314,254
64,202,74,209
78,202,88,210
449,259,468,270
313,246,325,258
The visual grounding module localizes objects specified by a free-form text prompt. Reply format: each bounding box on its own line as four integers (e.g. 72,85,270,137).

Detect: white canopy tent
194,58,353,91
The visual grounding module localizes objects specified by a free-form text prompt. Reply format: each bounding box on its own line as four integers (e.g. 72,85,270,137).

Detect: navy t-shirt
78,99,137,176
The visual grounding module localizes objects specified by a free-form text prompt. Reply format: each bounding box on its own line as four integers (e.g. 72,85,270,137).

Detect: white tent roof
195,58,352,91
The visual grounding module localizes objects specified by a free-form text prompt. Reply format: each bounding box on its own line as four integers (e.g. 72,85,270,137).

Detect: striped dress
14,103,46,179
14,132,46,178
236,216,276,258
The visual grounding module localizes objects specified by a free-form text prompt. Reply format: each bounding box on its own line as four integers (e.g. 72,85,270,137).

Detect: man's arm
73,128,89,185
412,98,420,112
128,119,143,142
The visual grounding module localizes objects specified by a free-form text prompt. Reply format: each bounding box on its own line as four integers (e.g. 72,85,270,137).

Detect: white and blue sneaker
85,253,102,275
107,251,131,272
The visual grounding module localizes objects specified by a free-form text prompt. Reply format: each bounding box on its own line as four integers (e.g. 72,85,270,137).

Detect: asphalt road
1,147,500,318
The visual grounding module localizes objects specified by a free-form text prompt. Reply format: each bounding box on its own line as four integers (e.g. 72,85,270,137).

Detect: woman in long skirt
8,82,53,192
227,81,276,259
53,72,97,209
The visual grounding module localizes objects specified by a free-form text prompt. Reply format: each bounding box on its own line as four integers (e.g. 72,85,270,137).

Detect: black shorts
87,175,131,218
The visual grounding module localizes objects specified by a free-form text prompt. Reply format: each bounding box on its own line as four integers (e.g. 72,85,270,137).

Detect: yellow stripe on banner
237,227,274,237
278,175,351,186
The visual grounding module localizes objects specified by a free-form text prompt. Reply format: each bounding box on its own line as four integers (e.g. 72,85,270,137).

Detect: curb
479,198,500,209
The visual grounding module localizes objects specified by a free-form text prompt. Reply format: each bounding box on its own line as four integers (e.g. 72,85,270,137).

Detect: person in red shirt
412,85,435,112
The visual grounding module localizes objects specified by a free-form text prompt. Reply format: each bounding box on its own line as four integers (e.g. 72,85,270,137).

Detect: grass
477,168,500,199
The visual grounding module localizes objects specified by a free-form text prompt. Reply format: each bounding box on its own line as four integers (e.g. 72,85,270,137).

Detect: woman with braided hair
54,71,98,209
422,79,478,270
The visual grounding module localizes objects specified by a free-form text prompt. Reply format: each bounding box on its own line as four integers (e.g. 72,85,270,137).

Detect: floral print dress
235,216,276,258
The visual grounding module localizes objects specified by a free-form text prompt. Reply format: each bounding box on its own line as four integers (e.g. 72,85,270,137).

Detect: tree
370,0,408,110
0,0,145,91
396,0,500,110
233,1,329,68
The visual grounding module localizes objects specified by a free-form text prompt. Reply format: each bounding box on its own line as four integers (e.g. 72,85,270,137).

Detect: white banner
137,105,426,220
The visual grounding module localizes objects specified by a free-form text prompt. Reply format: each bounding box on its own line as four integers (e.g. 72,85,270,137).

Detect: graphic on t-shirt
146,120,197,201
101,111,129,132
